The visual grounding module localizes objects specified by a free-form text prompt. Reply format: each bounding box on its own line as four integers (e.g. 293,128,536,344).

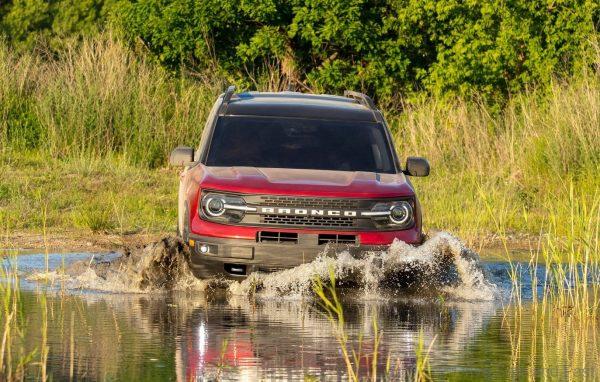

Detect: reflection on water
3,252,600,381
15,289,501,380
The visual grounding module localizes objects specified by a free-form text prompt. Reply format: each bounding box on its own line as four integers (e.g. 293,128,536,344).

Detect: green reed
312,268,360,381
0,255,37,381
538,187,600,319
312,268,435,381
414,329,435,382
492,182,600,380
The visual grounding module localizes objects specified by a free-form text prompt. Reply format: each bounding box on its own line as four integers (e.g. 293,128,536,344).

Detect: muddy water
3,234,600,381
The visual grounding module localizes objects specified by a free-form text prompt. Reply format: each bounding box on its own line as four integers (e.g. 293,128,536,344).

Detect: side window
196,100,220,162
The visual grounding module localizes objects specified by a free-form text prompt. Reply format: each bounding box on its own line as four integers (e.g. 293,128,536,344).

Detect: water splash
26,233,497,300
29,237,208,293
231,232,498,300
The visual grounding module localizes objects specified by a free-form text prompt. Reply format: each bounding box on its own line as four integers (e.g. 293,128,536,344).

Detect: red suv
169,86,430,278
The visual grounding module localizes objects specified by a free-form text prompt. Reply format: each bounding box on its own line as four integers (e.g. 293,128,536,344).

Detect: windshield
205,117,396,173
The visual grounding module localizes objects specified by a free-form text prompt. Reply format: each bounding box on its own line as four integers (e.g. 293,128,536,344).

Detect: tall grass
494,181,600,317
540,189,599,319
394,71,599,240
1,34,598,239
0,35,223,168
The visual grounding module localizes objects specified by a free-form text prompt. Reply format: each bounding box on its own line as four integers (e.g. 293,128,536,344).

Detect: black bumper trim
187,234,388,279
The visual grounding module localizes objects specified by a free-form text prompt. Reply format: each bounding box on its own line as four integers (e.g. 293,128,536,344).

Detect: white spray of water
29,237,209,293
230,232,498,301
27,233,497,300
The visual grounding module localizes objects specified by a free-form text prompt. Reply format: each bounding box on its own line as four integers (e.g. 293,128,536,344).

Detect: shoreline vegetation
1,36,599,254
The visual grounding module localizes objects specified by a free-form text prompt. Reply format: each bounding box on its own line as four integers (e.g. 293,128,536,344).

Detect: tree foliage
1,0,598,100
0,0,120,51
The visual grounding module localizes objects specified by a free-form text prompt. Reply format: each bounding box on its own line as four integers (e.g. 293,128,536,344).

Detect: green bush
0,0,120,51
1,0,597,100
112,0,598,100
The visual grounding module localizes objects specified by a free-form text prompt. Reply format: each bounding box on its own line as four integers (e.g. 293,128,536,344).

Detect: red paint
192,165,415,197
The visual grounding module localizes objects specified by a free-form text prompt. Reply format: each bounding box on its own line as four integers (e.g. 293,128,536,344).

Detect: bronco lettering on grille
259,207,358,217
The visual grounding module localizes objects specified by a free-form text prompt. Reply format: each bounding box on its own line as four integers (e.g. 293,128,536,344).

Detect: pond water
2,236,599,381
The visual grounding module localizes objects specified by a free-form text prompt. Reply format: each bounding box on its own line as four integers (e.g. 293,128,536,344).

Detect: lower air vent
318,234,358,245
257,231,299,244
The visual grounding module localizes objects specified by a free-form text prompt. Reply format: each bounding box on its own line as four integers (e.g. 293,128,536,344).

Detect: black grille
260,196,361,210
261,214,355,228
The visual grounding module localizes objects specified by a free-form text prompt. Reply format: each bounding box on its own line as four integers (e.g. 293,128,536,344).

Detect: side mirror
404,157,430,177
169,146,195,166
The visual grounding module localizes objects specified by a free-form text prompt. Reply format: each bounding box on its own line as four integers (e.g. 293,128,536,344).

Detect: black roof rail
343,90,376,110
218,85,236,115
344,90,383,122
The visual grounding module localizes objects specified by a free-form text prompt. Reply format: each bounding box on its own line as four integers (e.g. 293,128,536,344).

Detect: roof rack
218,85,236,115
344,90,383,122
343,90,376,110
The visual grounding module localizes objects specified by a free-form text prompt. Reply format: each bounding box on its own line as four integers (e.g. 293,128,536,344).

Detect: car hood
195,166,414,198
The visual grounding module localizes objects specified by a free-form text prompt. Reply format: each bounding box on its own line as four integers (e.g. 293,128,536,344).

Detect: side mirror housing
404,157,430,177
169,146,195,166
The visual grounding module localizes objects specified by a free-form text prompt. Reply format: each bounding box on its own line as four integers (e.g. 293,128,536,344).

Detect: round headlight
389,202,412,225
205,197,225,217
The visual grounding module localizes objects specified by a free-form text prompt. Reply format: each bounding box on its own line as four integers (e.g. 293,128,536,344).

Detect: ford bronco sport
169,86,430,279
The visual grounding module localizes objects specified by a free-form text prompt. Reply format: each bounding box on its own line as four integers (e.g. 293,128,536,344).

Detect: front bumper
187,234,389,279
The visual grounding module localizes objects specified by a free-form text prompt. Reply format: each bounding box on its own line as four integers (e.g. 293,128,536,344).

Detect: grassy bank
0,151,177,239
1,36,598,248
